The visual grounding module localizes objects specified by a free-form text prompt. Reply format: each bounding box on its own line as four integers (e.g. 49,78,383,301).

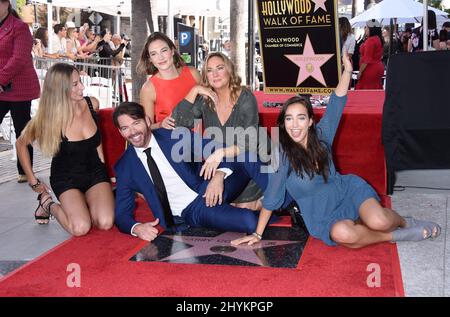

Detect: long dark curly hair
277,96,330,182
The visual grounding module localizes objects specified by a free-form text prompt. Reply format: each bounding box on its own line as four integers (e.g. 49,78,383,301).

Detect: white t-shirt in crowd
50,33,66,55
342,33,356,55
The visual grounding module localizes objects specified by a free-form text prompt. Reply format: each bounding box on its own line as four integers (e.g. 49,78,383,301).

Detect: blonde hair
66,27,80,50
201,52,242,110
22,63,77,157
66,27,77,39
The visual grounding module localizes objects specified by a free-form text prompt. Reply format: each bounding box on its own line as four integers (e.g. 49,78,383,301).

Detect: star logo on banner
159,232,299,266
312,0,328,12
284,34,334,87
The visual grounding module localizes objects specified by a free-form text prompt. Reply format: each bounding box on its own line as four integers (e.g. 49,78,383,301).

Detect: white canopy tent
32,0,230,17
349,0,448,27
442,0,450,10
32,0,230,54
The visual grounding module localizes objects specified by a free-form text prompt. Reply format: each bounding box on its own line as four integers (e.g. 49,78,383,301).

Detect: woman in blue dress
232,53,441,248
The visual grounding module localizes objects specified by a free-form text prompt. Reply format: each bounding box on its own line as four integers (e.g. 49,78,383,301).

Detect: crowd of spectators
339,12,450,89
31,21,131,68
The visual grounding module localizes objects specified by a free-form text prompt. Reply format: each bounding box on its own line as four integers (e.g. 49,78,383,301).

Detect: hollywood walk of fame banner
257,0,341,95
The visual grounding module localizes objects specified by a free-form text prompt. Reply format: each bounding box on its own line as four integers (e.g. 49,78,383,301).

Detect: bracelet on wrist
29,178,40,190
252,232,262,240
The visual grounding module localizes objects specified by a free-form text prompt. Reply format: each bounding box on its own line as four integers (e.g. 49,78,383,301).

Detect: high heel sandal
403,216,441,240
393,217,442,242
34,192,55,225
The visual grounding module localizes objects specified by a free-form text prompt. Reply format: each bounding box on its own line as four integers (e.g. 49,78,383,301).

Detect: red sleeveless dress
149,66,197,123
356,36,384,90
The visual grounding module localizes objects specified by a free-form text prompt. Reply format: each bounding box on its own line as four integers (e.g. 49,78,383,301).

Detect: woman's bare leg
232,198,263,211
358,198,406,232
331,219,393,249
49,189,92,236
85,182,115,230
330,198,431,248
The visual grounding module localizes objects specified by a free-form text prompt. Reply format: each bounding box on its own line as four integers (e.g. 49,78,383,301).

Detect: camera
122,34,131,42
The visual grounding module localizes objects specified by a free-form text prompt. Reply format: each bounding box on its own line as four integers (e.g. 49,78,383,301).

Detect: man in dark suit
112,102,270,241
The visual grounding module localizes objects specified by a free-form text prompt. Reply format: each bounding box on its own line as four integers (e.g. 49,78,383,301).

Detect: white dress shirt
135,136,198,217
131,135,232,236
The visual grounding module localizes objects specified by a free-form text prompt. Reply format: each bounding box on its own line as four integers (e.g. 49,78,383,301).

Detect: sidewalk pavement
0,145,51,184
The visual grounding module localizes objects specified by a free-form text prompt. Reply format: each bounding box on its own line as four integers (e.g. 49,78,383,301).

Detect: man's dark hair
439,29,448,42
53,24,64,34
113,102,146,128
426,10,437,30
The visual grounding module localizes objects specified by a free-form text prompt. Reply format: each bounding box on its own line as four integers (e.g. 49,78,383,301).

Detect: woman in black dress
16,63,114,236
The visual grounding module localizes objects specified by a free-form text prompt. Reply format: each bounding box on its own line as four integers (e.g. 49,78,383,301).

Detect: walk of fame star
312,0,328,12
284,34,334,87
131,227,308,268
159,232,299,266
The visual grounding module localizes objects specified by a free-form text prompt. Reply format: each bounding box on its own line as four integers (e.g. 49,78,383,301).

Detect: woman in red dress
137,32,201,129
356,19,385,90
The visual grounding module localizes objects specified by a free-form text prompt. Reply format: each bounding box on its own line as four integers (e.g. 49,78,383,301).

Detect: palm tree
230,0,247,85
14,0,25,12
131,0,154,102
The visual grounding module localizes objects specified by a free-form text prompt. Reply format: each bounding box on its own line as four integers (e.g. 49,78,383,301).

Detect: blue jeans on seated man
178,154,291,234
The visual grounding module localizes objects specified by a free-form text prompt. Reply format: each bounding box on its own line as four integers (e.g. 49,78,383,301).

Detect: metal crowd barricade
33,56,131,109
0,57,130,150
0,112,16,160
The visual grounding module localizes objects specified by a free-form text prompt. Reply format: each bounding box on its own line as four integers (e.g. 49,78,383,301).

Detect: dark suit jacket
114,128,230,234
0,14,40,102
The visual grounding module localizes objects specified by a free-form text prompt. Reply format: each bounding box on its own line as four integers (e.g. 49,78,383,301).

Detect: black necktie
144,148,174,227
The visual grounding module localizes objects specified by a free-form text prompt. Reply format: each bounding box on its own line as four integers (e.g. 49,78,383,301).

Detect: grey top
173,87,270,203
173,88,268,154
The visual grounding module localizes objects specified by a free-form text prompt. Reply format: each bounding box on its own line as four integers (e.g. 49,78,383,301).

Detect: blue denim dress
263,93,379,246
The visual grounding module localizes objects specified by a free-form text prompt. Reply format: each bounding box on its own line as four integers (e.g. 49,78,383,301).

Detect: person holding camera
81,29,101,54
109,34,127,66
96,29,129,64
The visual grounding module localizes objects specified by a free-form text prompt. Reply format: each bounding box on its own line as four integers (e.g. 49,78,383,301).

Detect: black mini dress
50,97,110,199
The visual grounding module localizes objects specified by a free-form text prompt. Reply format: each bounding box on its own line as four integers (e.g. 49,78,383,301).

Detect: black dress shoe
284,201,309,234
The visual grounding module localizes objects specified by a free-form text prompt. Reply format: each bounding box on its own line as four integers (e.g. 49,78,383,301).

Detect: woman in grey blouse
172,52,270,211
